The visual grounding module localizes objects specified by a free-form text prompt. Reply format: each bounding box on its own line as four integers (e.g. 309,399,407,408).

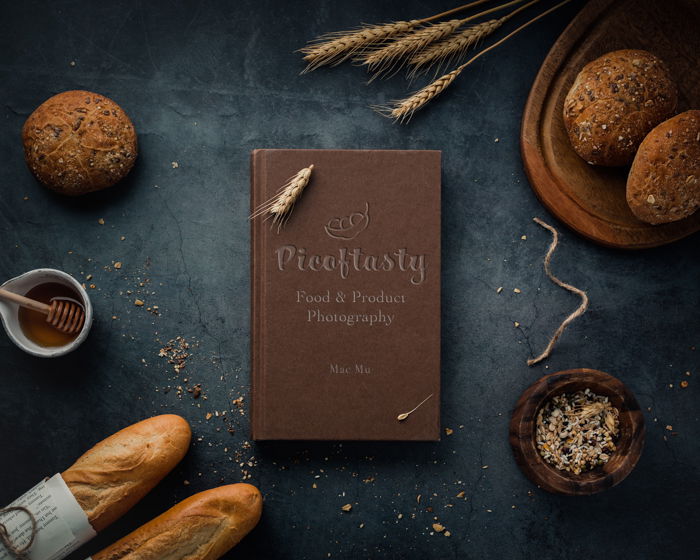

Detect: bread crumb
114,261,122,269
647,194,656,204
98,218,105,225
521,235,527,240
171,161,179,168
513,288,521,294
496,286,503,294
444,531,451,537
445,428,453,436
680,380,689,388
432,523,445,533
665,425,673,431
514,321,520,327
134,299,144,306
341,504,352,512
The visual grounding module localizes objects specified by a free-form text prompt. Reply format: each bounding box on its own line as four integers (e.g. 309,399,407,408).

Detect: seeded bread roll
91,484,263,560
62,415,191,532
626,110,700,224
563,49,677,166
22,90,138,195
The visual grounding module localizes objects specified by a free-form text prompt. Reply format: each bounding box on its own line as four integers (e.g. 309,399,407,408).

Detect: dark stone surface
0,1,698,558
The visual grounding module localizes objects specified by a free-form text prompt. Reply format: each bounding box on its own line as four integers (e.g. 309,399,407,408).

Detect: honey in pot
18,282,82,347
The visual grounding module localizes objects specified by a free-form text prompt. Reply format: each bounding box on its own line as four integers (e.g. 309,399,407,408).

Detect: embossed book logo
324,202,370,240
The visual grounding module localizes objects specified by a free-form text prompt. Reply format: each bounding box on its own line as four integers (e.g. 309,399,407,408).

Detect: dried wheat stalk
376,0,572,122
300,21,418,73
409,0,540,75
374,67,464,123
299,0,494,73
360,19,463,76
361,0,528,77
250,165,314,231
408,18,505,75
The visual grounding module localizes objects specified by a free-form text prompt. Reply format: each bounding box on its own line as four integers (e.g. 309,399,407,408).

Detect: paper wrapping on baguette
91,484,262,560
62,414,191,532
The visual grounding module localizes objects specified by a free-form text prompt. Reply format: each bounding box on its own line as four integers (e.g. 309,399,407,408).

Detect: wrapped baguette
62,414,191,531
91,484,263,560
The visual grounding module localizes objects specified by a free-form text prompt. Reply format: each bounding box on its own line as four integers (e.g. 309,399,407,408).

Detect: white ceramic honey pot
0,269,93,357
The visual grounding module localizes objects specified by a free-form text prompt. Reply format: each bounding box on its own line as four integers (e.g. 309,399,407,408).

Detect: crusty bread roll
563,49,677,166
626,110,700,224
91,484,263,560
62,415,191,532
22,90,138,195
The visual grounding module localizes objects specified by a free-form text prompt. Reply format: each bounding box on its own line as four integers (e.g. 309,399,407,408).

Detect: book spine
250,150,261,440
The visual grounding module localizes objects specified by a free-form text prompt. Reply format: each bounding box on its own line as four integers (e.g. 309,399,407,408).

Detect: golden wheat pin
251,164,314,232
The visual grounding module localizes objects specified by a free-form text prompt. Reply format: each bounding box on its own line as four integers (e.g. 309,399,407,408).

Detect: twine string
527,218,589,366
0,506,38,559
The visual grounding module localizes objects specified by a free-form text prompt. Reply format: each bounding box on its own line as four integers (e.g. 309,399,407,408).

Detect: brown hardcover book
251,149,441,440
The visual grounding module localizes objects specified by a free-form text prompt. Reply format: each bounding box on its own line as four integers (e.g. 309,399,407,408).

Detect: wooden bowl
509,369,645,495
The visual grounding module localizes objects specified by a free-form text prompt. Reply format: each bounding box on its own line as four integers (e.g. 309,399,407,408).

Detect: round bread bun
626,110,700,225
22,90,137,195
563,49,677,166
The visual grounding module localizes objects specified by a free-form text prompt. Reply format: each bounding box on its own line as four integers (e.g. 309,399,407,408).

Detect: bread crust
22,90,138,195
91,484,263,560
62,415,191,532
626,110,700,224
563,49,677,166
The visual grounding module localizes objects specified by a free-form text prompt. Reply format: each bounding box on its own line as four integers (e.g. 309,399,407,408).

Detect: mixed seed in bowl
536,388,620,474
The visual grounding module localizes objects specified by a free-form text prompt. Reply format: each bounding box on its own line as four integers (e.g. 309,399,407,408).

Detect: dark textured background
0,1,698,559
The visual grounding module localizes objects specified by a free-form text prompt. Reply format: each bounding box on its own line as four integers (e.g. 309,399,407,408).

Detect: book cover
251,149,441,440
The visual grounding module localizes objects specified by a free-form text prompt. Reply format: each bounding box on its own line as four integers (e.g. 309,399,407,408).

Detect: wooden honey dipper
0,288,85,334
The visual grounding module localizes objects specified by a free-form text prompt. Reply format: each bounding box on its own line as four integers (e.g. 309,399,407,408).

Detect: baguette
91,484,263,560
62,414,191,531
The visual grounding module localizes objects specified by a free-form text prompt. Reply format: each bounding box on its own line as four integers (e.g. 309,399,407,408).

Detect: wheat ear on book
375,0,572,122
250,165,314,232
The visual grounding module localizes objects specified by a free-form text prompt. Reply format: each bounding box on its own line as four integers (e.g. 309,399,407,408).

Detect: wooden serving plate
510,369,645,495
521,0,700,249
